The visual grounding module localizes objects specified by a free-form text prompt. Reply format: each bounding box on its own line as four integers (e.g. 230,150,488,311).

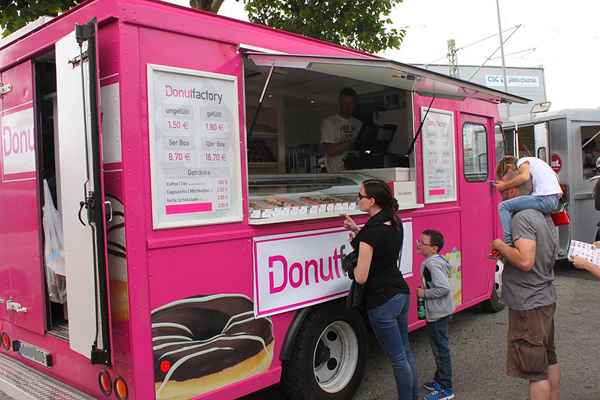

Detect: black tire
281,301,368,400
482,283,504,313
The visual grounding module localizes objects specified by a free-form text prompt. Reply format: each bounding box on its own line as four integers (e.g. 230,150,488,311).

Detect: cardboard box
350,167,410,182
390,181,417,205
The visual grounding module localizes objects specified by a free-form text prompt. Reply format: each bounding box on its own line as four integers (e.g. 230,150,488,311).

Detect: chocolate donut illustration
151,294,274,400
106,194,129,322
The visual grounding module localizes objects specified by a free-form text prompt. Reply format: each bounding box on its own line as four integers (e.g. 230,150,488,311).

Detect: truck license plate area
13,341,52,367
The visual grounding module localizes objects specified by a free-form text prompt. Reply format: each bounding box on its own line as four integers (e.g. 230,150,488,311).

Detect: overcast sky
166,0,599,112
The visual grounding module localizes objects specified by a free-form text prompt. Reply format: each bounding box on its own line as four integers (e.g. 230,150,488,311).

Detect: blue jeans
368,293,418,400
428,316,452,389
499,194,559,244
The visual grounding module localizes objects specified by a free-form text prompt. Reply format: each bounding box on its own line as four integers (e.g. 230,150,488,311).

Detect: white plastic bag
42,179,67,304
45,264,67,304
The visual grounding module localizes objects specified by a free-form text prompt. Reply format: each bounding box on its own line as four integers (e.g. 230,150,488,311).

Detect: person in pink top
495,156,563,245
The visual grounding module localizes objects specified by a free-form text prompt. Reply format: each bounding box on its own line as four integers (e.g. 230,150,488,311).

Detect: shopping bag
42,179,67,303
45,264,67,304
550,210,570,226
43,179,65,275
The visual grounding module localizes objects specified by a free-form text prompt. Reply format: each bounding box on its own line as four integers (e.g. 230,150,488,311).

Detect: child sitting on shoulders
495,156,562,245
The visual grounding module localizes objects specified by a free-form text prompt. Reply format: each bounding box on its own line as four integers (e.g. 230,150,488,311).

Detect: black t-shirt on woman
351,211,409,310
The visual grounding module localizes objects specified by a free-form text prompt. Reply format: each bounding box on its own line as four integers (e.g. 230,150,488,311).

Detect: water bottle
417,297,426,320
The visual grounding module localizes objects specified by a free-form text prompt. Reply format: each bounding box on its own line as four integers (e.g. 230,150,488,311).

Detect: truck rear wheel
281,303,368,400
482,260,505,313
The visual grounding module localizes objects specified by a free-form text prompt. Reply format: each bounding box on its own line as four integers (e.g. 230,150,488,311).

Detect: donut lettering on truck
267,244,348,293
1,107,36,176
164,84,223,104
2,125,35,156
253,229,354,317
253,225,412,317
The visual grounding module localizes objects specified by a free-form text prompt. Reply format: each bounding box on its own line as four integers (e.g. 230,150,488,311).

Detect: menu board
421,108,457,203
568,240,600,266
147,65,242,228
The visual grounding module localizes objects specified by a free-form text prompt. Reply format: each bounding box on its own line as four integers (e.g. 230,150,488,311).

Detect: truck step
0,352,94,400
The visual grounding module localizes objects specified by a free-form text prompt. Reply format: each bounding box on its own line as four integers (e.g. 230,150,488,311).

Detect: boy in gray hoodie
417,229,455,400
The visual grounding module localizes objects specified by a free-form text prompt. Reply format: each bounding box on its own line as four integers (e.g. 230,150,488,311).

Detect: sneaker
423,381,443,392
424,388,455,400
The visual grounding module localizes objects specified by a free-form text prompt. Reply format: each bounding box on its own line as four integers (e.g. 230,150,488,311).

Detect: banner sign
253,222,413,317
485,74,540,88
1,107,36,178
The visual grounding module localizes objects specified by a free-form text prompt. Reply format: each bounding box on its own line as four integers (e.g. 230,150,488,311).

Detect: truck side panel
0,60,45,335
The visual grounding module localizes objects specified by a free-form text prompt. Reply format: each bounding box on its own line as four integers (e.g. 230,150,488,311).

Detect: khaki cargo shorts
507,303,558,381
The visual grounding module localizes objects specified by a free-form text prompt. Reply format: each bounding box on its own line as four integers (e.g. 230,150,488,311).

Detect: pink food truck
0,1,529,399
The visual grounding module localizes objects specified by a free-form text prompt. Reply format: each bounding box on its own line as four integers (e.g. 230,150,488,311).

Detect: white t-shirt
320,114,362,173
517,157,562,196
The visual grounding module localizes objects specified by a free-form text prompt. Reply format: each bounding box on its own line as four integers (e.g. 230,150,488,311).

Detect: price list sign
147,65,242,228
421,108,457,204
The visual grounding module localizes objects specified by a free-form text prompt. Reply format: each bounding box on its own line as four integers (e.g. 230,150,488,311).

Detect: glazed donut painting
151,294,274,400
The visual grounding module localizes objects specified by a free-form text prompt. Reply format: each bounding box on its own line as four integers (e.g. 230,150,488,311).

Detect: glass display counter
248,172,421,224
248,173,365,224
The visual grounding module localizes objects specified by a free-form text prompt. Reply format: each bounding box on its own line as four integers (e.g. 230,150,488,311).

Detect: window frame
580,124,600,181
494,123,505,164
462,122,489,182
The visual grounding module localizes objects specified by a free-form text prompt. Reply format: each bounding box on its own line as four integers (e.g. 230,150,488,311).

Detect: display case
248,173,367,224
248,169,422,224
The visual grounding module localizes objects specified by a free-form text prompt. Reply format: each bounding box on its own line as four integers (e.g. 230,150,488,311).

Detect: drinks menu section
421,108,457,203
148,65,242,228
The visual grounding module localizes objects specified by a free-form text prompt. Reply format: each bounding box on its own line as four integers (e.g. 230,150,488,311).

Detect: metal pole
495,0,510,119
447,39,458,78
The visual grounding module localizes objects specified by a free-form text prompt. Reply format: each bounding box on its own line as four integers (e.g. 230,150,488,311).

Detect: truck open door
55,18,111,364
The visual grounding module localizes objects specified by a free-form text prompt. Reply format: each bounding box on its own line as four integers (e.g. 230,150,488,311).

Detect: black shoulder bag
342,241,364,310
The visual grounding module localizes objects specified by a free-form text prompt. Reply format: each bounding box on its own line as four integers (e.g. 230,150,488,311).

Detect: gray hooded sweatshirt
420,254,454,322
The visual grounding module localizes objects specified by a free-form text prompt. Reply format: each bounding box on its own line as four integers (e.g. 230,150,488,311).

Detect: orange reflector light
114,377,128,400
1,333,10,350
98,370,112,396
159,359,171,373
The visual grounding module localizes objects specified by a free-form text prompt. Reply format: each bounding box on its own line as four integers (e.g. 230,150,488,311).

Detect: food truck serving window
244,56,419,224
242,53,529,223
147,64,243,229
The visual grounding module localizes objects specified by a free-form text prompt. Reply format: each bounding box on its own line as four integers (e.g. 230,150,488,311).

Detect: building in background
416,64,546,121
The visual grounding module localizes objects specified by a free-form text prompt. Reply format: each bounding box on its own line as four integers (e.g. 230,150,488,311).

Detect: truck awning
244,52,530,104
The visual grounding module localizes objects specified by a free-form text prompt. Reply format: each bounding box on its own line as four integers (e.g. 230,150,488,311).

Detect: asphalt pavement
244,262,600,400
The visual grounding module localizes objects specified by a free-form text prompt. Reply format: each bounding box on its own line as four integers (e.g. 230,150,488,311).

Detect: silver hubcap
312,321,359,393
